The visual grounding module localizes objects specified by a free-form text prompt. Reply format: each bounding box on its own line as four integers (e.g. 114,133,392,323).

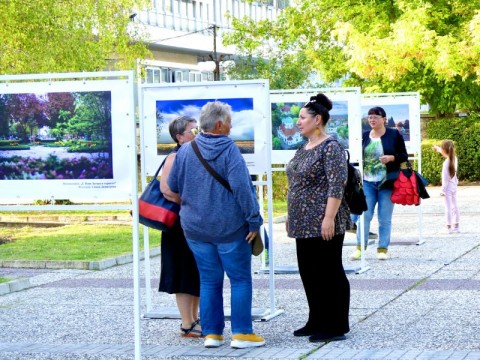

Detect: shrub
272,166,288,201
420,140,445,186
33,199,74,205
423,113,480,184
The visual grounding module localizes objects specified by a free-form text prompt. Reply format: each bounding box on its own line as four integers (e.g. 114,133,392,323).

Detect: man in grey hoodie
168,101,265,349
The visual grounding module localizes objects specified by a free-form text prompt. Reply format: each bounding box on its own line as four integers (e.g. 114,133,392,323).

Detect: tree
0,0,151,74
5,94,47,142
46,93,76,130
67,92,113,156
224,0,480,116
388,117,396,128
0,95,9,138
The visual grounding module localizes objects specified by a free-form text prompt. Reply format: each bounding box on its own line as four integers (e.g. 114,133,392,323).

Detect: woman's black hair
367,106,387,118
303,93,333,125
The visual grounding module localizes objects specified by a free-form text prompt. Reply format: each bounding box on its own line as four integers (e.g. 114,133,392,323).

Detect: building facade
137,0,286,83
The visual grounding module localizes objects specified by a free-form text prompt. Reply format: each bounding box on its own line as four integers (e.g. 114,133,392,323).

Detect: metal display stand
0,72,141,359
138,80,284,323
361,93,424,247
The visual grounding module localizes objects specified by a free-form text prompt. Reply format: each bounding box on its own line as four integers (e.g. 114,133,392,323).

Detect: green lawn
0,223,160,261
0,201,287,262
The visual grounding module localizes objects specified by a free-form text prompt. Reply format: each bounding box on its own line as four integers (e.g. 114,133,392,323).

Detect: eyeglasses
368,115,384,120
184,127,199,136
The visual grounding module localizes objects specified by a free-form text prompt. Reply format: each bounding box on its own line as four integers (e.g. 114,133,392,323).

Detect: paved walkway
0,186,479,359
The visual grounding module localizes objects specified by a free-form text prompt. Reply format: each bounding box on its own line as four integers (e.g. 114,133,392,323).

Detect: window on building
145,66,213,83
145,67,171,83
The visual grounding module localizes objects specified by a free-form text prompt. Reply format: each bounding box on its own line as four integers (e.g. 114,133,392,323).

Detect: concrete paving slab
0,186,480,359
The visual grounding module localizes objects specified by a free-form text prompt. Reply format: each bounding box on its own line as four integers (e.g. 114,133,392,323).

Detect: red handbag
391,169,420,206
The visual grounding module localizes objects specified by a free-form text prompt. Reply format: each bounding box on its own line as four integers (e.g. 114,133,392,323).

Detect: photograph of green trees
0,91,113,180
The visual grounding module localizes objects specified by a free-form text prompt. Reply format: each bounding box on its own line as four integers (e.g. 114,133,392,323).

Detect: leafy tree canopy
0,0,152,74
224,0,480,116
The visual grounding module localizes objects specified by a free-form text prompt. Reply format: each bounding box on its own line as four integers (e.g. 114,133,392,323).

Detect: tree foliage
223,0,480,116
0,0,152,74
0,91,112,154
5,94,47,141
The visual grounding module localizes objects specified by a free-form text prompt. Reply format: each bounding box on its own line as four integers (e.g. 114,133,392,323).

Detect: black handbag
191,140,264,256
137,157,180,231
344,150,368,215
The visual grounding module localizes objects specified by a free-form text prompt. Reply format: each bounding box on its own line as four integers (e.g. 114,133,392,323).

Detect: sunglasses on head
304,99,317,107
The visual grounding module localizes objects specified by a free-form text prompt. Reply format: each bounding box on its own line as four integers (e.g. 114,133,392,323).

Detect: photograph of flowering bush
0,91,113,180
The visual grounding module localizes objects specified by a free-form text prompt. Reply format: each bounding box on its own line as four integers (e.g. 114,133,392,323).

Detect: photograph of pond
0,91,113,180
155,98,255,155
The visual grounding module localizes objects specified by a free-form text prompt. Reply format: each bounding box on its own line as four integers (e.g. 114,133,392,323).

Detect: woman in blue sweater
168,101,265,350
350,107,408,261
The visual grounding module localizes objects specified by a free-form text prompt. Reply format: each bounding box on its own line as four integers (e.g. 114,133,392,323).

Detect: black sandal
180,320,203,338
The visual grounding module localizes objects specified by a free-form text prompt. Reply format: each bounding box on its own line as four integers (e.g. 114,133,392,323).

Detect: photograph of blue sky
156,98,256,143
362,104,409,123
331,101,348,116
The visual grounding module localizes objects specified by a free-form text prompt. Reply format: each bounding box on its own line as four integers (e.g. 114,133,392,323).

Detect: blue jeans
186,237,253,336
356,180,395,251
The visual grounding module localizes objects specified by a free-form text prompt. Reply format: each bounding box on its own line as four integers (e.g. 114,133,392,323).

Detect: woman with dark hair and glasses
159,115,202,338
349,106,408,261
286,93,351,343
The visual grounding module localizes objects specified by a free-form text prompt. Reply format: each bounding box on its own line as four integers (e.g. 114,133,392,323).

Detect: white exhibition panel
0,74,136,202
141,80,271,176
269,88,363,165
361,93,421,155
139,80,283,322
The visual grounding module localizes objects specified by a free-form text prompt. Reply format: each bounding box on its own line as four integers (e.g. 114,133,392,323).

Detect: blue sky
156,98,256,143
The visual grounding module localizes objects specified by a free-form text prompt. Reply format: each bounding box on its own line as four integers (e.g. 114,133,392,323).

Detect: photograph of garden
0,91,113,180
271,101,350,151
155,98,256,155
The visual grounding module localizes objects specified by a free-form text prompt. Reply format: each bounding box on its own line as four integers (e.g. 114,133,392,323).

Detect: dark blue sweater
168,132,263,243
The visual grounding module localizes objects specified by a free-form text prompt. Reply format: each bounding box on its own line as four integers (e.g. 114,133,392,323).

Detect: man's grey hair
199,101,232,132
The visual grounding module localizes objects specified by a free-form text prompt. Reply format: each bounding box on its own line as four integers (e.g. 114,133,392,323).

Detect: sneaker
368,232,378,240
349,249,362,261
204,334,224,348
377,252,389,260
230,334,265,349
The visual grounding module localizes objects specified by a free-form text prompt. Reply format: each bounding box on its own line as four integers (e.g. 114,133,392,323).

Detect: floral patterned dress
286,138,351,239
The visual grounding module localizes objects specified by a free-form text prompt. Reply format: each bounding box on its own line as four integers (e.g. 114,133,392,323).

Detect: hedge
423,113,480,184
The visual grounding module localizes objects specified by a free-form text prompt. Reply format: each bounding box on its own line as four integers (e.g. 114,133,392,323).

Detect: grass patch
0,223,160,261
263,200,287,219
0,277,9,283
0,201,288,263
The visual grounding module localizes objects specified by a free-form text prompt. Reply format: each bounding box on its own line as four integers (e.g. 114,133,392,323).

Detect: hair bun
315,93,333,111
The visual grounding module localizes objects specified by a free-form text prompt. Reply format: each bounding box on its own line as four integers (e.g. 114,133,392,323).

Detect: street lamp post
211,24,220,81
197,24,232,81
